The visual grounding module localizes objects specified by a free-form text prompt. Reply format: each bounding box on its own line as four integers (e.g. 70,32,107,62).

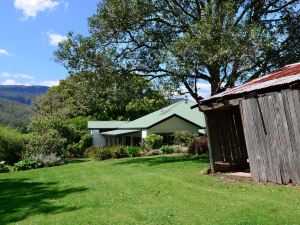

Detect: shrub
96,147,114,160
188,136,209,155
159,145,174,154
68,133,93,158
30,153,65,167
84,146,97,158
0,126,29,165
174,130,195,146
0,162,10,173
126,146,142,157
147,149,163,156
78,133,93,151
114,146,129,158
67,143,81,158
29,129,67,156
14,158,40,171
85,145,143,160
173,145,189,153
144,134,163,149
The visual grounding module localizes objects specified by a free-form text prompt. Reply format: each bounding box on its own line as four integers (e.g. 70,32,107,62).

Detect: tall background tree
56,0,300,104
29,70,169,157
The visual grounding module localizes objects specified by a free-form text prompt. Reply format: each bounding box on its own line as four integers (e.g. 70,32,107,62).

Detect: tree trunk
208,66,221,96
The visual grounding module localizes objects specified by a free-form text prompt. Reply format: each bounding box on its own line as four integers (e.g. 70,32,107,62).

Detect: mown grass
1,155,300,225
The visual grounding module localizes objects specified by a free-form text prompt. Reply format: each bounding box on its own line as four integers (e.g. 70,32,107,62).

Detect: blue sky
0,0,99,86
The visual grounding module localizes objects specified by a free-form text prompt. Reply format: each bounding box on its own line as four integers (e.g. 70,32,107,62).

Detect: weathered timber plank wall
205,106,248,171
240,89,300,184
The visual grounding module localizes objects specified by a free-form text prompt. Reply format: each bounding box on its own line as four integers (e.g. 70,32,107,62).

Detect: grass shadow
68,158,91,164
0,178,87,224
115,154,210,166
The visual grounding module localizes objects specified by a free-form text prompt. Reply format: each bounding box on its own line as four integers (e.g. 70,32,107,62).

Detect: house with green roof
87,100,205,147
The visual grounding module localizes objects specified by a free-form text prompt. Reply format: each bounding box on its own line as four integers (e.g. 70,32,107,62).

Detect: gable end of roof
146,114,204,129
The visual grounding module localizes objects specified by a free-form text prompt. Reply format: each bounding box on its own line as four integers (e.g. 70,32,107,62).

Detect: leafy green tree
56,0,300,103
29,69,169,157
33,71,169,121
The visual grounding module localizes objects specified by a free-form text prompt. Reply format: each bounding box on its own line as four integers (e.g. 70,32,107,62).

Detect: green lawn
1,155,300,225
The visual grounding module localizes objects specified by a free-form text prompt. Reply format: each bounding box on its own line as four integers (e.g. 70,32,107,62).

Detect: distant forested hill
0,85,48,105
0,85,49,128
0,98,34,128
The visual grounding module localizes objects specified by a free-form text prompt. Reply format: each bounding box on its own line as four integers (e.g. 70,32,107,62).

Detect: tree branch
264,0,299,13
182,79,204,101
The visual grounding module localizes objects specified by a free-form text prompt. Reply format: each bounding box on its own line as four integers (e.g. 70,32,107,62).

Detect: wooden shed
201,62,300,184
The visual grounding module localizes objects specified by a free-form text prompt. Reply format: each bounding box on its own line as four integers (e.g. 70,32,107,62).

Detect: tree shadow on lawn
68,158,91,164
0,178,87,224
115,155,210,166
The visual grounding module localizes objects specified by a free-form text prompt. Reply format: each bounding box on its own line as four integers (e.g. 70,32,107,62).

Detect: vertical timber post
205,112,215,174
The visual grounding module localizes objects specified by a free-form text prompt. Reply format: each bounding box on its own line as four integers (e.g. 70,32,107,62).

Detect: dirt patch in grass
213,172,252,184
213,172,300,189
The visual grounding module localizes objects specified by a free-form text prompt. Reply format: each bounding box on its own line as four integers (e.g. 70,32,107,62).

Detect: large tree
33,71,169,122
56,0,300,104
30,71,169,157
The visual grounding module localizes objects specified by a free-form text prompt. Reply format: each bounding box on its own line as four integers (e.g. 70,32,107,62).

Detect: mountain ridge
0,85,49,105
0,85,49,128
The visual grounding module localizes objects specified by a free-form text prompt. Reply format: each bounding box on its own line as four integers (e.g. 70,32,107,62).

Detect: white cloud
14,0,60,19
1,79,20,85
0,72,35,80
38,80,59,86
0,71,59,87
1,79,59,87
47,31,67,46
0,49,11,56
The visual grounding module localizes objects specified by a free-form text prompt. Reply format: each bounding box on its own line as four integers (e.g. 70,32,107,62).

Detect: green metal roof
88,100,205,130
100,129,140,136
119,100,205,129
87,121,129,129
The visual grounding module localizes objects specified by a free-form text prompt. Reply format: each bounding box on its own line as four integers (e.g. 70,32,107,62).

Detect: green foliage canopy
0,126,30,164
56,0,300,103
29,70,169,156
144,134,163,149
174,130,195,146
33,72,169,121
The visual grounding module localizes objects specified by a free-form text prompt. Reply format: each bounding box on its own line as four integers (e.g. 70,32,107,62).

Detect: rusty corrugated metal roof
202,62,300,103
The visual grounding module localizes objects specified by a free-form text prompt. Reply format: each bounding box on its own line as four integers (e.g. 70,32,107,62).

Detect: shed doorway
205,106,249,173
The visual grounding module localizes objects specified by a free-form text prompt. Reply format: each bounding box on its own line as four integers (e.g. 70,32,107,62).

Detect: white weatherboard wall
142,130,147,138
91,130,105,146
141,130,147,147
147,116,199,135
